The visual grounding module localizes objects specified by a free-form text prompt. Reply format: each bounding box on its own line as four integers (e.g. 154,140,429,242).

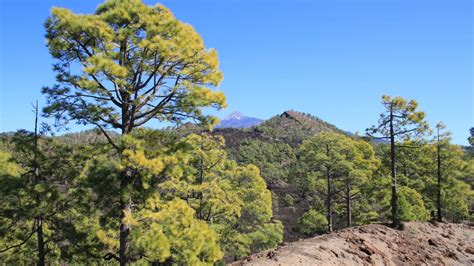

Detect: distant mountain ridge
1,110,350,148
216,111,263,129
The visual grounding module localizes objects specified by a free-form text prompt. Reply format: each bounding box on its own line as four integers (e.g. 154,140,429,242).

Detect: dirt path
232,222,474,265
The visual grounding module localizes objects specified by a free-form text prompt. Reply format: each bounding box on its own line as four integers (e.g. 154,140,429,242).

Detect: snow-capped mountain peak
216,111,263,129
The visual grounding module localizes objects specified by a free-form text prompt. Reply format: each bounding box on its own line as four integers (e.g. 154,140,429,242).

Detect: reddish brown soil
232,222,474,266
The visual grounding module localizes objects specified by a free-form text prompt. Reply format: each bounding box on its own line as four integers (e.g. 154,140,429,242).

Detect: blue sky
0,0,472,144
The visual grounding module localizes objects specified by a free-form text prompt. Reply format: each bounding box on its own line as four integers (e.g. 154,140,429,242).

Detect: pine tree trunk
326,145,333,233
346,182,352,228
33,102,45,266
436,131,442,222
119,203,130,265
119,169,132,266
36,217,45,266
327,178,332,233
389,106,399,226
119,105,132,265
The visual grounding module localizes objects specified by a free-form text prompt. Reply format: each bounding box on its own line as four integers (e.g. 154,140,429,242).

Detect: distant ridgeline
0,110,347,148
0,110,350,156
214,110,349,150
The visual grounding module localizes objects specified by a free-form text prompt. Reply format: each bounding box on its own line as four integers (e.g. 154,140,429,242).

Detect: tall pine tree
367,95,429,226
42,1,226,263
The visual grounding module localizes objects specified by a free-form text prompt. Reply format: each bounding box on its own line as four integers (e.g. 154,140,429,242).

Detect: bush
271,192,279,212
297,209,328,236
283,194,295,206
398,186,430,222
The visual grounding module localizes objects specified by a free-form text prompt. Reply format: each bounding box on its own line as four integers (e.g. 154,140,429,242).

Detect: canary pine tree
426,141,473,222
63,133,224,264
434,122,451,221
367,95,429,226
0,108,82,265
42,0,226,263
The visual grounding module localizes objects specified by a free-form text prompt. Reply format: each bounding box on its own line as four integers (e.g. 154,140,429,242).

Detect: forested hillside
0,0,472,265
199,109,474,241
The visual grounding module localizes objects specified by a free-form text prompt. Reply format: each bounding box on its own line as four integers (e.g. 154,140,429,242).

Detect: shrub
283,194,295,207
297,209,328,236
271,192,279,212
398,186,430,222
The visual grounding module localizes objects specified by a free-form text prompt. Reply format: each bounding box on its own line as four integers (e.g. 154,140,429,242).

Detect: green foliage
236,139,295,183
0,127,288,264
297,210,328,236
394,142,433,191
416,141,471,222
60,130,282,263
372,139,473,224
468,127,474,149
367,95,430,141
43,0,226,132
442,179,471,222
367,95,430,226
271,192,280,212
0,150,20,176
154,133,282,259
131,198,223,265
39,0,231,263
255,111,345,146
0,131,83,264
352,200,380,225
459,157,474,189
283,194,295,207
296,132,380,229
397,187,430,222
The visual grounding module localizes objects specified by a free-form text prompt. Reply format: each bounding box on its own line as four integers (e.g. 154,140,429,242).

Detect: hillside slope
253,110,347,147
215,110,347,153
233,222,474,265
213,110,353,241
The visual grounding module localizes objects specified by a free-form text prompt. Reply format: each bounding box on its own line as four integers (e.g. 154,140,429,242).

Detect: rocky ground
232,222,474,265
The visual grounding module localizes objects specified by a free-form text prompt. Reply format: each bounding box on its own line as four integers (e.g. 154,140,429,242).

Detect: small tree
347,139,380,227
397,187,430,222
283,194,295,207
367,95,429,226
0,105,81,265
467,128,474,156
297,209,328,236
469,128,474,147
434,122,451,221
431,143,473,222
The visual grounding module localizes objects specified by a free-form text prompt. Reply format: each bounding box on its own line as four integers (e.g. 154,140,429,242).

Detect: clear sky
0,0,472,144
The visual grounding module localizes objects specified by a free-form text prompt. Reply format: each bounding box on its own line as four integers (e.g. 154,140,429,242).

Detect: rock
428,238,439,247
266,250,278,260
231,222,474,266
465,247,474,255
